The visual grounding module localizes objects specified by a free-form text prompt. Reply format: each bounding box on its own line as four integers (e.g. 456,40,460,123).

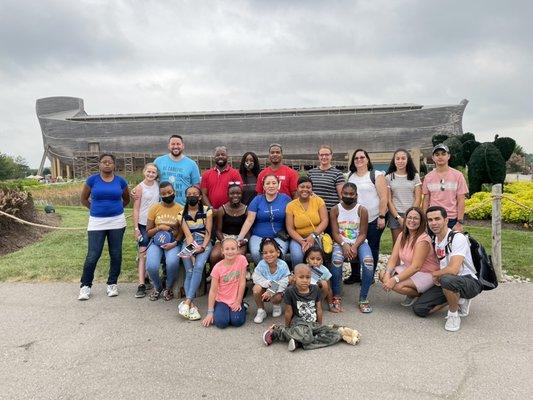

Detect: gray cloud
0,0,531,167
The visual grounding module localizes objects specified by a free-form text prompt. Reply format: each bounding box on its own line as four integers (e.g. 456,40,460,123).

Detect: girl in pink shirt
202,238,248,329
380,207,440,306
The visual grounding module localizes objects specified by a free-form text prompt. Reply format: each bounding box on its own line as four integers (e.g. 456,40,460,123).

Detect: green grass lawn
0,206,531,281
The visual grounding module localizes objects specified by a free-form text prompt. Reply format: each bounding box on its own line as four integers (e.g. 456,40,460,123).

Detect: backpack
347,169,376,185
433,231,498,291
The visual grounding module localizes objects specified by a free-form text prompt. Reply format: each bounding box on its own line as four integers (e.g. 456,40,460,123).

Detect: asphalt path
0,281,531,400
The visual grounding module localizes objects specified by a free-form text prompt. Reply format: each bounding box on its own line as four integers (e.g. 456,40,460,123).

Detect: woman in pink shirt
380,207,439,306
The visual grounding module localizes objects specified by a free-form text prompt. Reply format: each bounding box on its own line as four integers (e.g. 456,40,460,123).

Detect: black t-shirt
284,285,321,323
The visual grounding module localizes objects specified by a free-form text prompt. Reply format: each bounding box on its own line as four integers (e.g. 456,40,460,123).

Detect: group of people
77,133,482,349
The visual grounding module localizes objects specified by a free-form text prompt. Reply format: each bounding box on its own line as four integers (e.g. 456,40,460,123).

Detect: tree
0,152,31,180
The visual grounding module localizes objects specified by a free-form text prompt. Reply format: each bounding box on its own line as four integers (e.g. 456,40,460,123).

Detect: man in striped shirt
307,145,345,211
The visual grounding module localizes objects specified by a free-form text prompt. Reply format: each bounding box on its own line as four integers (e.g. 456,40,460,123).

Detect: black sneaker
144,276,153,291
135,284,147,298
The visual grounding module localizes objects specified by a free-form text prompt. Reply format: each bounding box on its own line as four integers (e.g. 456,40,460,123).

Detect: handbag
299,199,333,254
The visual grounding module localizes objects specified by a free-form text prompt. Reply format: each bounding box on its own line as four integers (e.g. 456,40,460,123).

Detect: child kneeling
202,238,248,329
262,263,343,351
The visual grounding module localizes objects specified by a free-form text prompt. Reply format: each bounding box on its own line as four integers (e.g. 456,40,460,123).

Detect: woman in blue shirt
78,153,130,300
237,174,291,264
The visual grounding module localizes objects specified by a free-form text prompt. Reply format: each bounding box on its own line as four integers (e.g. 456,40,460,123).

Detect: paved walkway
0,282,531,399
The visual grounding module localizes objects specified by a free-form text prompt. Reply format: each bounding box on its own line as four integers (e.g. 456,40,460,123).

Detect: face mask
342,196,356,205
244,161,254,170
161,194,175,204
186,196,199,206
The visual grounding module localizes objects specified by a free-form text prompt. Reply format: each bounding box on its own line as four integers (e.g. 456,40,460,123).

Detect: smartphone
267,280,280,295
178,243,197,258
184,243,196,252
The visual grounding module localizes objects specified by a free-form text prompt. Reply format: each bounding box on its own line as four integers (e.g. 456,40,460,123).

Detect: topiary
467,143,507,193
462,140,481,164
459,132,476,143
432,134,449,147
443,136,465,168
493,136,516,162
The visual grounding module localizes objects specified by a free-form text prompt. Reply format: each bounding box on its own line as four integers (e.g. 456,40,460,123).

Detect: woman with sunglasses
385,149,422,245
345,149,388,283
380,207,440,306
239,151,261,205
237,174,291,264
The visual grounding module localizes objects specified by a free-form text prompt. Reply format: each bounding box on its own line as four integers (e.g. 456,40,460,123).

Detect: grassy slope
0,206,531,281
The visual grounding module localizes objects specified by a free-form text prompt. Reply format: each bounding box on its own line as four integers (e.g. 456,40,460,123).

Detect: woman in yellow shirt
286,176,329,266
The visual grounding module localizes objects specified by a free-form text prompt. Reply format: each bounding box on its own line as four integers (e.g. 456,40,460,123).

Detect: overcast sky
1,0,531,167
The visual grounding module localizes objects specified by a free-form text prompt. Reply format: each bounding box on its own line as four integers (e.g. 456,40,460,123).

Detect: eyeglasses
354,156,366,160
406,216,421,221
319,153,332,157
228,181,241,186
440,179,445,191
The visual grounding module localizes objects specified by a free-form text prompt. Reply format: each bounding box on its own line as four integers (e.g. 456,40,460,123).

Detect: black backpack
433,231,498,291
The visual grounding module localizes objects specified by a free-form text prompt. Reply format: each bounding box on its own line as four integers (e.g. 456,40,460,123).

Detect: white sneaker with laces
78,286,91,300
287,338,297,352
178,301,190,319
445,311,461,332
106,284,119,297
272,305,282,317
458,298,471,317
254,308,267,324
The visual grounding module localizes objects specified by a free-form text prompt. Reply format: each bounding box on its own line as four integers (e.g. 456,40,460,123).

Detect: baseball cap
153,231,173,247
432,144,450,154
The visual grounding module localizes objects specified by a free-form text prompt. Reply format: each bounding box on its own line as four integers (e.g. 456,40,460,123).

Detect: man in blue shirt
154,135,201,205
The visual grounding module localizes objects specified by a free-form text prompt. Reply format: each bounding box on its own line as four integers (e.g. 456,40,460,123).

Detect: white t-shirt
434,229,477,278
347,170,384,222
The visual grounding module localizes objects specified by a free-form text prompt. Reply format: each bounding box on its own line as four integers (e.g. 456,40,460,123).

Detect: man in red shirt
201,146,242,210
255,144,299,198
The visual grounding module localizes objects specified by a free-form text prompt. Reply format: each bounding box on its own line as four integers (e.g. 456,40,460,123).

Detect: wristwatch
393,276,400,284
395,215,401,220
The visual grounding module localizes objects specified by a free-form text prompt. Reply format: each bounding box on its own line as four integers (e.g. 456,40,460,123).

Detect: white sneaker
106,284,119,297
272,305,282,317
178,301,190,319
78,286,91,300
287,338,297,352
254,308,267,324
458,298,471,317
400,296,416,307
188,307,201,321
445,311,461,332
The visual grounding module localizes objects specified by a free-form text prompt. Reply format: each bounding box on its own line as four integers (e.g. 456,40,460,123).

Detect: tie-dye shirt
336,203,364,244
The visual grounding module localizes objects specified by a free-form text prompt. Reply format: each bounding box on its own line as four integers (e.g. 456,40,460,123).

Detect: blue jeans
213,301,247,329
331,242,374,300
289,239,306,266
366,219,384,271
182,232,213,300
80,227,125,287
146,243,180,292
249,235,289,265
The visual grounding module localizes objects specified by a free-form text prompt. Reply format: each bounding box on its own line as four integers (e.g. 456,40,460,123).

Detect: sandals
329,296,344,313
162,289,174,301
358,300,373,313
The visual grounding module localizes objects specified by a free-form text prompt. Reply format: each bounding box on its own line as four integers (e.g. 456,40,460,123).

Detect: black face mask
342,196,356,205
161,194,175,204
186,196,199,206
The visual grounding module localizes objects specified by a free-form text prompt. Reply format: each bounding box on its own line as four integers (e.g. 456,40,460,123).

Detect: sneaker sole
135,293,146,298
262,331,272,346
78,296,89,301
287,339,297,351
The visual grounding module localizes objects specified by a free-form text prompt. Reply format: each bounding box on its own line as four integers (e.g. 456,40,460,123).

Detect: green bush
432,134,449,147
443,136,465,168
466,182,533,224
493,137,516,161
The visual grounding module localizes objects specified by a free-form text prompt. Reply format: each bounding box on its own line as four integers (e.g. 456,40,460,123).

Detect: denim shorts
388,212,405,230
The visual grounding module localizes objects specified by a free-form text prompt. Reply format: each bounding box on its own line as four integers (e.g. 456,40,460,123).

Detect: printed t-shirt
200,165,242,209
307,167,345,210
154,155,200,205
284,285,321,323
178,207,213,237
147,203,184,229
386,173,422,214
248,193,291,238
211,254,248,305
422,168,468,219
434,229,477,278
86,174,128,218
397,232,440,273
256,165,299,197
286,195,326,237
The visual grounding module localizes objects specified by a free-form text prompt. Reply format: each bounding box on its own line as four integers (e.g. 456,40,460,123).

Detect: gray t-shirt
386,172,421,214
308,167,345,210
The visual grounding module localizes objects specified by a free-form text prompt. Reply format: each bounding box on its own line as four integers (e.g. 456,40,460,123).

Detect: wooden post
491,184,503,281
